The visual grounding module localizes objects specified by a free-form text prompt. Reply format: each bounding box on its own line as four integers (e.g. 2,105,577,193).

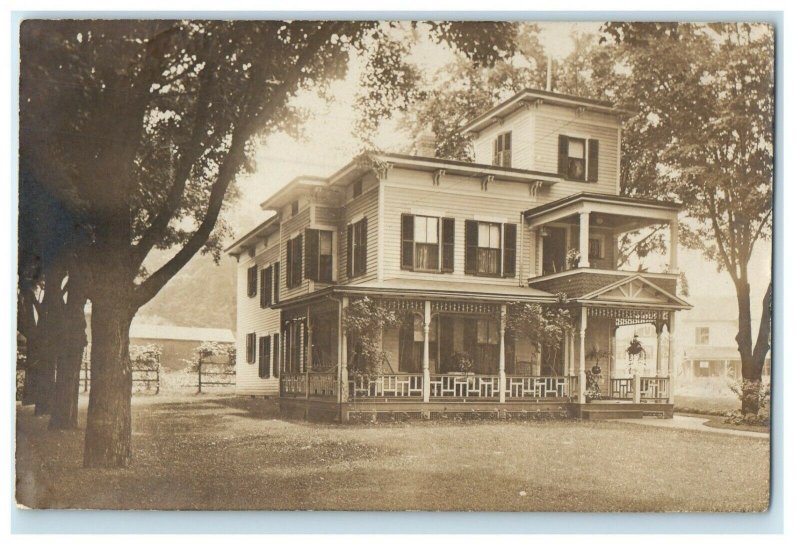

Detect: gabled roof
577,274,692,309
259,175,328,211
460,88,635,135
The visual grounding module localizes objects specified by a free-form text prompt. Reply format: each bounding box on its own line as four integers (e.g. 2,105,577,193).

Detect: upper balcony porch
524,193,682,299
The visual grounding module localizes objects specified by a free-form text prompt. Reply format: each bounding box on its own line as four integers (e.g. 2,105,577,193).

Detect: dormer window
493,132,512,167
558,135,599,182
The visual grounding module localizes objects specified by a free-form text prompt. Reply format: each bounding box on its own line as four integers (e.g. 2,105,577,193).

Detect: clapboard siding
382,169,530,284
235,242,281,396
474,107,534,169
337,182,380,285
532,107,619,197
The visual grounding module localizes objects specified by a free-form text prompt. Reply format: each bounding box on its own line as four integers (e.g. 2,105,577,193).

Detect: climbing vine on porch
342,297,404,377
505,295,573,375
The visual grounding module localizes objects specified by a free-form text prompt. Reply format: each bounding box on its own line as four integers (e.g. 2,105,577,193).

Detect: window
465,220,516,277
246,265,257,298
272,333,280,378
347,218,368,278
477,318,499,346
401,214,454,272
493,132,512,167
286,234,303,289
259,266,273,308
246,333,256,364
258,336,271,378
696,327,710,345
558,135,599,182
352,179,363,199
589,236,604,260
290,200,299,217
304,229,334,283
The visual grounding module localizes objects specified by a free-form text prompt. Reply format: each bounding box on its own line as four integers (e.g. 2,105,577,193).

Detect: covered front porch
275,282,685,422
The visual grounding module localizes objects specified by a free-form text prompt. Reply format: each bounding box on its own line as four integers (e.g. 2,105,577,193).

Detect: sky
224,21,772,322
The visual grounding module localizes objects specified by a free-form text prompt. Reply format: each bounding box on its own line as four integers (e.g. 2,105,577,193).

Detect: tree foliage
342,297,403,376
505,299,573,373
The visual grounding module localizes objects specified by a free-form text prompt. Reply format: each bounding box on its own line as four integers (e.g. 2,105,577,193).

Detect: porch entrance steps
576,402,673,421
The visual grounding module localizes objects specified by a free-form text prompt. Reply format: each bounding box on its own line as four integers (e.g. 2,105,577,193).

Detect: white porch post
499,304,507,403
305,307,312,399
578,306,587,404
339,297,349,403
610,325,618,378
669,220,679,273
423,300,431,403
579,211,591,268
668,311,677,404
656,322,664,377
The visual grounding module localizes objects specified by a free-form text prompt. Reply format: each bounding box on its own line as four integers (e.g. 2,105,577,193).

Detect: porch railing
349,374,425,399
280,373,306,397
506,376,568,399
430,374,500,398
639,376,670,403
609,377,634,400
308,371,337,398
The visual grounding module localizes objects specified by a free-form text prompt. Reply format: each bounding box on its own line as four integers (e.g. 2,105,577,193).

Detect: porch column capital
579,211,591,268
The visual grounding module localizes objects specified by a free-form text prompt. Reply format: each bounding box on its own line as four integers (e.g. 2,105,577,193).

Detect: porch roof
523,192,681,228
333,279,556,303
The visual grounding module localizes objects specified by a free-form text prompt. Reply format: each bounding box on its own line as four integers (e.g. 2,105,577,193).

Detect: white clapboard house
226,89,691,421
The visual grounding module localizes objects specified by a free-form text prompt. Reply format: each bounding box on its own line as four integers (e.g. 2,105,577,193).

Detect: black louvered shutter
587,139,599,182
558,135,569,176
465,220,478,274
346,223,353,278
259,336,270,378
273,262,280,303
246,333,256,363
358,218,368,275
442,217,455,272
292,234,303,287
260,267,271,308
247,265,257,297
285,239,292,288
401,214,414,270
272,333,280,378
305,228,319,281
503,223,517,277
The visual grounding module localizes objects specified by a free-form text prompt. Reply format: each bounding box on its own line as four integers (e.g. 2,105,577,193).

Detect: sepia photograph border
6,4,785,536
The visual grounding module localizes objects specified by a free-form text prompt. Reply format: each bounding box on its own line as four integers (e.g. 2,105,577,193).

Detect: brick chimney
413,129,437,158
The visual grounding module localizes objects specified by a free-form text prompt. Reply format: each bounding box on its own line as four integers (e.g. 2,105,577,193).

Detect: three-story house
226,89,691,421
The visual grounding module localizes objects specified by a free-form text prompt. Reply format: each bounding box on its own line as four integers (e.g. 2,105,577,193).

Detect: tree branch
132,22,342,309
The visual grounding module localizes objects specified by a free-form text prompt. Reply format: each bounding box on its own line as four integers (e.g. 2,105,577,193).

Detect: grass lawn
16,394,770,512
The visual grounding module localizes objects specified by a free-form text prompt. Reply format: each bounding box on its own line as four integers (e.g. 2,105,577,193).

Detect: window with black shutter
493,132,512,167
466,220,516,278
246,265,257,297
348,218,367,278
260,266,273,308
304,229,334,283
272,333,280,378
400,214,454,273
558,135,599,182
286,234,303,288
258,336,271,378
503,223,517,277
246,333,256,363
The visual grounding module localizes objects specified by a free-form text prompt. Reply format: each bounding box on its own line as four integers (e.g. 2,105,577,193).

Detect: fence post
155,367,160,395
197,358,203,394
633,372,641,404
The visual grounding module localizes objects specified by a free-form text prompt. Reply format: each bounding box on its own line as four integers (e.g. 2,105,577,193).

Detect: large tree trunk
21,336,40,406
83,300,133,467
735,281,772,416
49,296,88,430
